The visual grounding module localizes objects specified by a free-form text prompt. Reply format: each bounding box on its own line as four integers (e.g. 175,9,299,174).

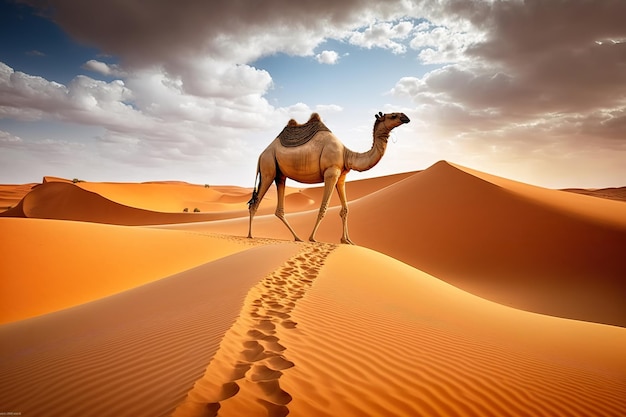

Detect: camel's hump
278,113,331,147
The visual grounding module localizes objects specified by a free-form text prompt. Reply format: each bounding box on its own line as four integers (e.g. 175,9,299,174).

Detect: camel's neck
345,123,390,172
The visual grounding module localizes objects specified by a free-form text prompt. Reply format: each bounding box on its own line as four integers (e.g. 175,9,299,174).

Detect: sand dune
0,180,319,224
77,181,292,213
1,160,625,416
0,218,254,323
0,182,254,225
0,182,36,211
5,238,621,417
179,161,626,326
564,186,626,202
279,246,626,417
0,242,301,417
300,170,416,205
43,175,75,183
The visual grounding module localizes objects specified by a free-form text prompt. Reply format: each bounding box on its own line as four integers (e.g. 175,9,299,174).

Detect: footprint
257,381,293,406
204,402,220,417
217,381,240,400
247,329,269,340
258,319,276,332
281,320,298,329
248,364,283,382
266,356,295,370
263,340,286,353
267,310,290,320
229,362,251,380
241,341,266,362
258,400,290,417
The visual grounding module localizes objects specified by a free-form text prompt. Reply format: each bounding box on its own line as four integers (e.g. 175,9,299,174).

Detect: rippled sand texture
1,160,625,416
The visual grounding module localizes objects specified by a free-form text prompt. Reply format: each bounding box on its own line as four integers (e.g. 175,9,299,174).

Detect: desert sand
1,160,625,417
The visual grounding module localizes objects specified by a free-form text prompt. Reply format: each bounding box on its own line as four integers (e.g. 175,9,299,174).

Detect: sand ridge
185,161,626,326
2,160,625,416
173,242,337,417
280,245,626,417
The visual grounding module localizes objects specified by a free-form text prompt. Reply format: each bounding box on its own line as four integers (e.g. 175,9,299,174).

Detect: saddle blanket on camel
277,113,331,147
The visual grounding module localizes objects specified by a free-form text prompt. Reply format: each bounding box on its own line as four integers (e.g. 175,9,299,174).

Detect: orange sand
0,182,36,211
1,162,625,416
0,218,253,323
164,161,626,326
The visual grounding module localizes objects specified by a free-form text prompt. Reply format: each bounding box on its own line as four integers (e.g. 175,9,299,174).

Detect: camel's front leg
336,174,354,244
309,168,340,242
275,176,303,241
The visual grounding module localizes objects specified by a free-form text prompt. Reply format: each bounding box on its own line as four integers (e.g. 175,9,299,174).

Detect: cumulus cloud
174,59,272,99
0,60,279,173
349,20,414,54
315,50,340,65
393,0,626,155
82,59,127,77
0,62,68,119
409,24,484,64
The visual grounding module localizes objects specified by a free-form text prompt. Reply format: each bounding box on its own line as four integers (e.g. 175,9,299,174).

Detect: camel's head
374,112,410,130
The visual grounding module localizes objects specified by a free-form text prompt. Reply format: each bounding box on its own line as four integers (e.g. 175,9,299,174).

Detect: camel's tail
247,161,261,208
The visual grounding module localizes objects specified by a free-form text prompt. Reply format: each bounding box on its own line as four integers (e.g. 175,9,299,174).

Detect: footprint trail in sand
173,241,336,417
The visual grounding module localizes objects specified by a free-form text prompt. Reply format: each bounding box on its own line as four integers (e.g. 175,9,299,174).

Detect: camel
247,111,410,244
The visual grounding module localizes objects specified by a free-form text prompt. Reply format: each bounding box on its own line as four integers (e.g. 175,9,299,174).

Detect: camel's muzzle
400,114,410,124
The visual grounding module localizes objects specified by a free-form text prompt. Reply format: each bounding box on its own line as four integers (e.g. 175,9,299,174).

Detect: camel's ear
375,111,384,120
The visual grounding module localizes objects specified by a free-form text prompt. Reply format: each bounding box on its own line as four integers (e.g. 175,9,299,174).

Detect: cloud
315,50,340,65
82,59,127,77
393,0,626,147
0,60,279,173
174,59,272,99
7,1,416,172
0,62,68,120
348,20,414,54
23,0,412,68
409,24,484,64
0,130,23,146
8,0,626,187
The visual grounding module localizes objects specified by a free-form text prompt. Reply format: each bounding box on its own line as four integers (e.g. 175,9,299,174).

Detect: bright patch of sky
253,38,432,110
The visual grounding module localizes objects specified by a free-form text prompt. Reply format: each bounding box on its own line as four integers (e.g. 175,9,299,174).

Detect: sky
1,0,625,189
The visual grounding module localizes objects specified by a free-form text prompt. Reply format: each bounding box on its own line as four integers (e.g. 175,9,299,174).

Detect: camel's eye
391,114,397,119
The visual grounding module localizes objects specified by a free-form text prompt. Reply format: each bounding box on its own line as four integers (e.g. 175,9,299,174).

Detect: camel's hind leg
247,167,275,239
275,175,303,241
